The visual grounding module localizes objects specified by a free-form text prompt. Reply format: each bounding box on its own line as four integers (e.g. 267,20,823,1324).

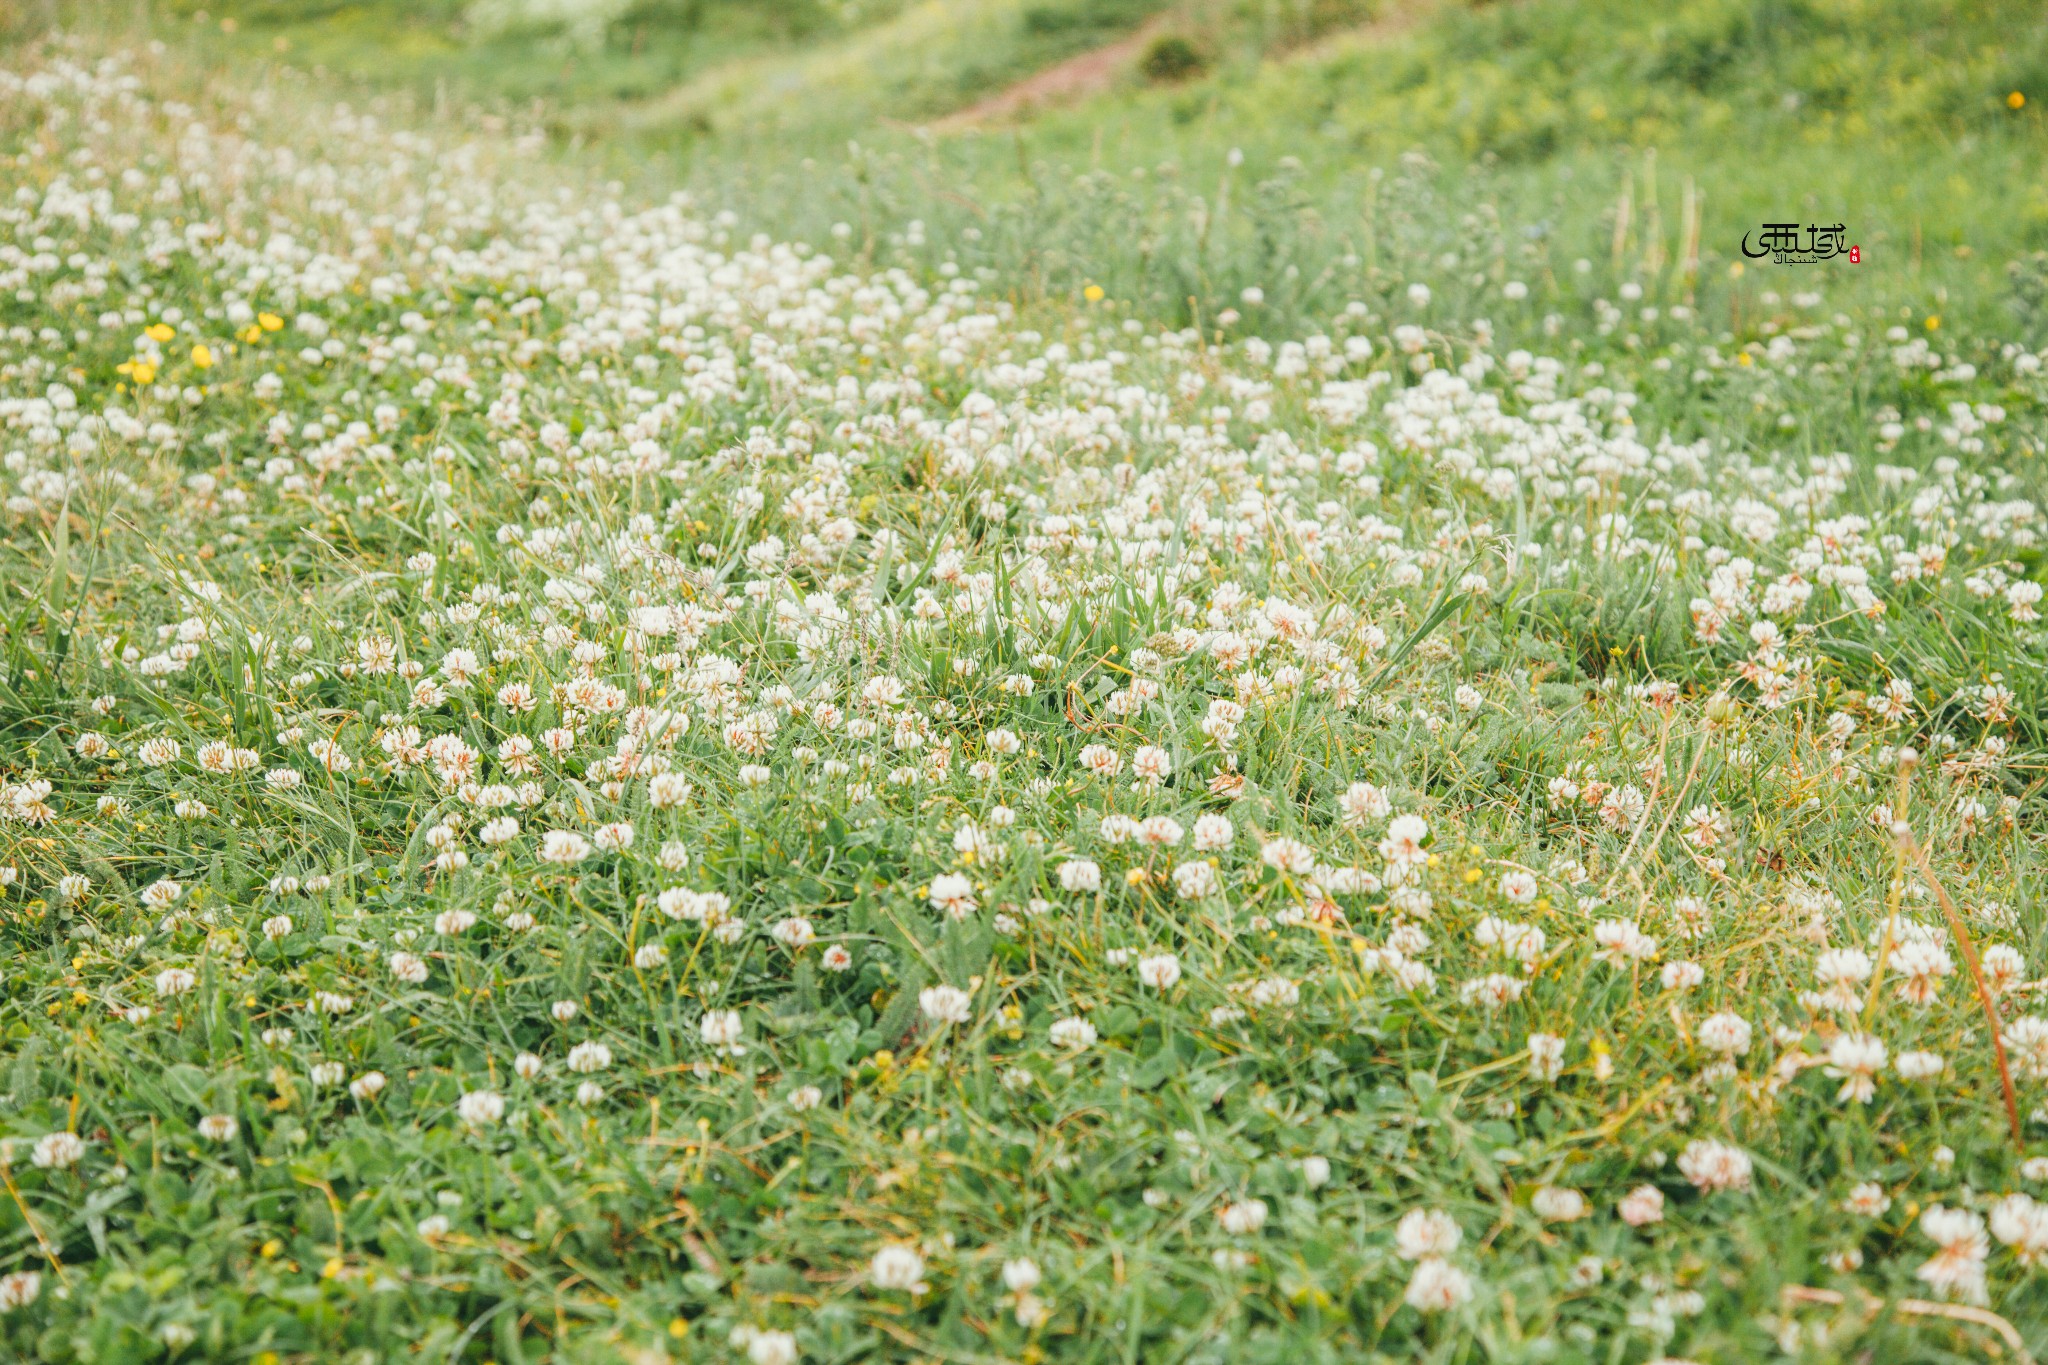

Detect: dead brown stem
1891,755,2022,1144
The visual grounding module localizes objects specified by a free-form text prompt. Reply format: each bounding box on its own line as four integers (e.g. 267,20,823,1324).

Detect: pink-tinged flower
928,872,978,918
1677,1139,1753,1194
1916,1205,1989,1303
1617,1185,1665,1227
1402,1257,1472,1313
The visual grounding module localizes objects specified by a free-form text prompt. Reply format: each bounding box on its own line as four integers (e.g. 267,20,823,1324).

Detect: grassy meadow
0,1,2046,1362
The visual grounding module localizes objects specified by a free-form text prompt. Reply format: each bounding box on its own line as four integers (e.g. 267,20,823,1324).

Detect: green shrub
1140,33,1206,83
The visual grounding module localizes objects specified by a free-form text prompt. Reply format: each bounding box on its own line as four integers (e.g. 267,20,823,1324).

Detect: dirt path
936,20,1170,129
934,0,1453,132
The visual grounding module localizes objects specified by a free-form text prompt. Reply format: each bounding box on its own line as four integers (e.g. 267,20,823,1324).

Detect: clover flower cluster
0,36,2043,1362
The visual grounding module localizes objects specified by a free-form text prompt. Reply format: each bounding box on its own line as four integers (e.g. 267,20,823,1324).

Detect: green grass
147,0,882,106
106,0,2048,345
650,0,2046,335
133,0,1383,120
135,0,1192,115
0,8,2046,1365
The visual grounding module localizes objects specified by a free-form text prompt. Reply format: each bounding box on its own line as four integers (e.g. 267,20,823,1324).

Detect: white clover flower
539,830,592,864
1378,815,1429,869
1261,836,1317,875
1136,815,1183,847
1677,1139,1753,1194
1057,860,1101,893
30,1132,84,1169
1917,1205,1989,1303
1660,961,1704,991
771,917,815,949
1137,954,1182,990
1990,1193,2048,1265
1130,745,1171,784
1526,1032,1565,1081
1337,782,1390,828
0,1270,42,1310
745,1329,798,1365
1402,1257,1472,1313
919,985,972,1025
1247,976,1298,1008
700,1009,744,1052
1617,1185,1664,1226
1498,870,1537,903
137,737,182,768
928,872,977,917
649,772,693,808
1825,1033,1888,1104
2003,1016,2048,1078
1047,1016,1096,1050
1394,1210,1461,1260
567,1041,612,1073
457,1090,505,1126
869,1244,927,1293
1216,1199,1267,1235
1172,860,1220,900
1697,1011,1752,1058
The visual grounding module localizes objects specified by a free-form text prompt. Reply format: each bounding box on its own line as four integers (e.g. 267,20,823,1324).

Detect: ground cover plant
0,18,2047,1365
124,0,2048,345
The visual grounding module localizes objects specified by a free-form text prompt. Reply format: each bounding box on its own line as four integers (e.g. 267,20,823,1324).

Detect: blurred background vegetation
21,0,2048,337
